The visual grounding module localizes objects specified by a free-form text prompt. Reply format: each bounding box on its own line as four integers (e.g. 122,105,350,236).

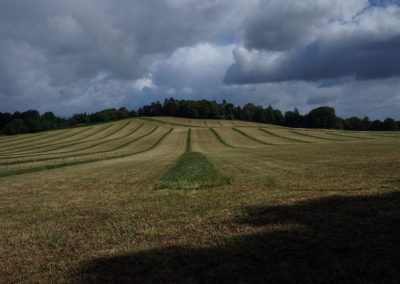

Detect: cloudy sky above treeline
1,0,400,119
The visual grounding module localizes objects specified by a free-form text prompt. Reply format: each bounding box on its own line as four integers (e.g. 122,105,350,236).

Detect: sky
0,0,400,119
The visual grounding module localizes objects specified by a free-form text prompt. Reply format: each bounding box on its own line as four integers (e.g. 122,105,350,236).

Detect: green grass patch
186,129,192,153
156,152,231,190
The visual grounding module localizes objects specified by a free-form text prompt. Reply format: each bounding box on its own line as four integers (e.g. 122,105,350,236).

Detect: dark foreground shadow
76,192,400,283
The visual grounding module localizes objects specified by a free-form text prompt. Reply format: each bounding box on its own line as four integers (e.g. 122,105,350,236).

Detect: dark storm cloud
225,1,400,84
0,0,252,114
0,0,245,89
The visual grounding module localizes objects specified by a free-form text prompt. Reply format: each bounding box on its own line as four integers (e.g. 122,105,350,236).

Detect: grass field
1,117,400,283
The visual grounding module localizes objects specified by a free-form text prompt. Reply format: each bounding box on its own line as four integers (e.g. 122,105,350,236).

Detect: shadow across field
77,191,400,283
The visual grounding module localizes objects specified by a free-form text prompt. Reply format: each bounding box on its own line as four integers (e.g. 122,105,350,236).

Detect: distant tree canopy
0,98,398,135
305,107,342,129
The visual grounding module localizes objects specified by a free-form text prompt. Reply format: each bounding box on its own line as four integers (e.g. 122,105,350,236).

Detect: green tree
382,118,398,131
273,109,284,125
306,106,338,129
118,107,130,119
4,119,28,135
284,108,303,127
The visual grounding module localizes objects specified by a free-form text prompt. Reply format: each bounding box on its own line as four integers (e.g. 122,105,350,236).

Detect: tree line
0,108,135,135
0,98,399,135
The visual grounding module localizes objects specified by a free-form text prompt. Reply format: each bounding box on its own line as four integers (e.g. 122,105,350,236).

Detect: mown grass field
0,117,400,283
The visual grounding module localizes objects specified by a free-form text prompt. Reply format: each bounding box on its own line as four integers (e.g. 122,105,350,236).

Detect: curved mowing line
0,124,110,154
258,128,314,144
0,131,66,147
8,122,138,159
323,132,375,140
0,127,78,149
0,123,143,162
289,130,348,141
0,128,172,178
0,124,113,155
0,124,153,166
232,128,274,145
4,121,131,156
0,128,81,154
0,123,115,157
140,117,204,128
0,131,48,144
209,128,235,148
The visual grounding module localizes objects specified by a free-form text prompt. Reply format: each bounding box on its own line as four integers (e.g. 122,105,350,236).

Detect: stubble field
0,117,399,283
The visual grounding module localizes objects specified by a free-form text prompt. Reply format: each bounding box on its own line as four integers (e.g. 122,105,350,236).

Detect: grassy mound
156,152,231,190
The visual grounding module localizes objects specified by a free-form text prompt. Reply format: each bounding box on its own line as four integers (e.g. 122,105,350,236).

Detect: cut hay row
0,127,86,150
209,128,235,148
232,128,274,145
323,131,375,140
0,125,157,167
289,130,349,142
0,130,49,144
0,127,173,178
140,127,187,159
238,128,291,145
257,128,313,144
141,117,199,127
213,128,260,148
0,128,82,150
0,123,144,163
0,122,115,155
231,121,245,127
0,121,143,159
1,117,397,170
0,125,90,146
0,121,125,155
191,128,230,152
